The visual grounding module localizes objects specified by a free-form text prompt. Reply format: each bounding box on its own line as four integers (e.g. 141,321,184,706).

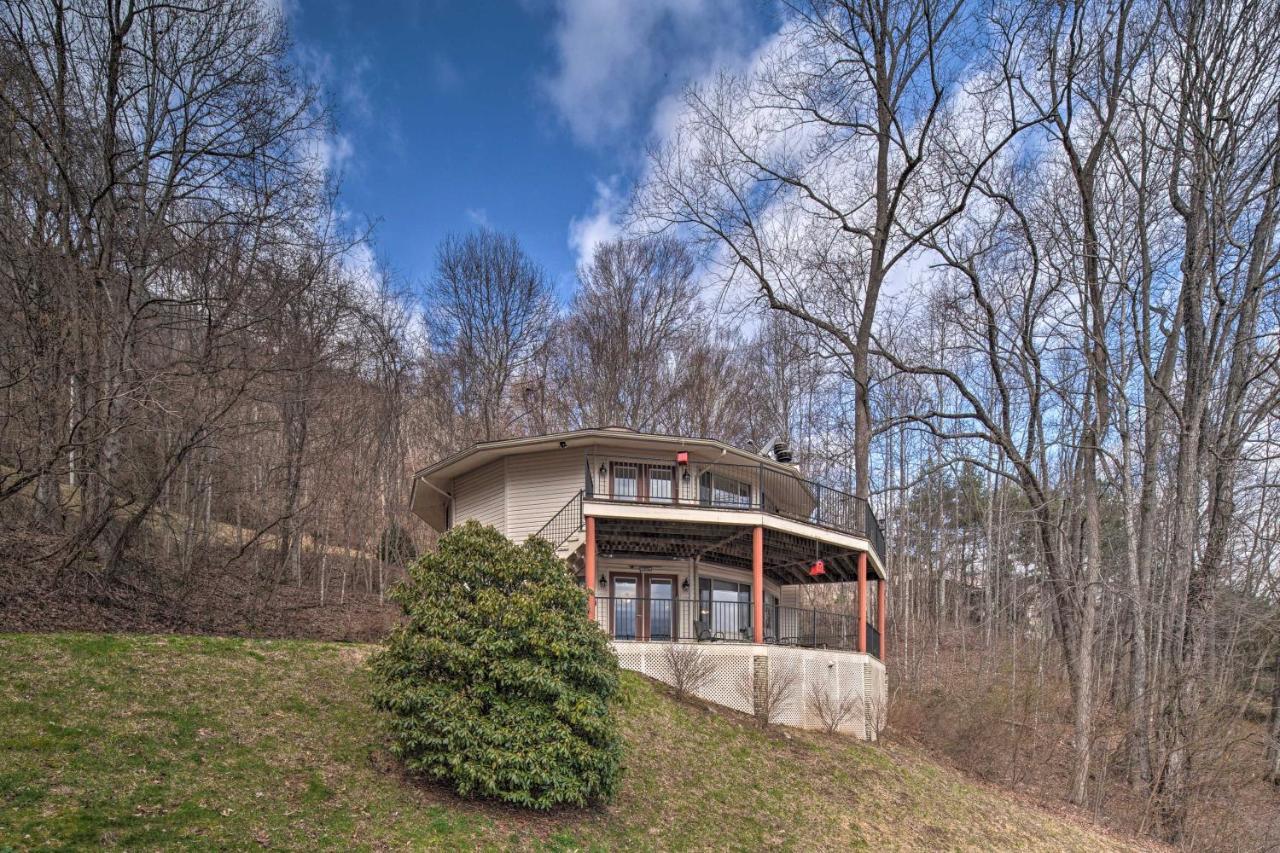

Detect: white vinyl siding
451,458,506,534
504,448,585,541
440,437,824,548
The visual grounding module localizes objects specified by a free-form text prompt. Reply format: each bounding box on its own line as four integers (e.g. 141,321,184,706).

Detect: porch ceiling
592,517,881,585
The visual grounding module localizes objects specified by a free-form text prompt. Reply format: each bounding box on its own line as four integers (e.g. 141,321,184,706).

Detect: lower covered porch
574,514,886,660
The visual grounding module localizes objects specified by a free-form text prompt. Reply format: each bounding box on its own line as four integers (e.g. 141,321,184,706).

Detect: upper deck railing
582,453,887,562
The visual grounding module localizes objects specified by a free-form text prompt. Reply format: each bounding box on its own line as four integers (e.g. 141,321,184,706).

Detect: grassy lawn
0,633,1151,851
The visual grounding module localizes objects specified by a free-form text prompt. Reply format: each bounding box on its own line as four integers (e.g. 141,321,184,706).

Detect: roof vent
772,441,793,464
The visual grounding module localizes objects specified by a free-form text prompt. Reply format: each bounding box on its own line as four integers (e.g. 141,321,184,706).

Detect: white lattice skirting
612,640,887,740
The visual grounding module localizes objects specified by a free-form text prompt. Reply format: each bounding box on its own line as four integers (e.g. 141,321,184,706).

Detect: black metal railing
534,490,584,550
591,596,879,656
864,502,886,564
583,454,887,561
593,597,752,643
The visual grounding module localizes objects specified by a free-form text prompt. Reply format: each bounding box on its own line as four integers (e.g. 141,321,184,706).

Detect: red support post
585,516,597,621
752,526,764,644
857,551,868,653
877,575,887,662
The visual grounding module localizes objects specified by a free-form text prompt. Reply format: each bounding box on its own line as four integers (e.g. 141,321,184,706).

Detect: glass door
646,576,676,641
612,575,639,639
699,578,752,641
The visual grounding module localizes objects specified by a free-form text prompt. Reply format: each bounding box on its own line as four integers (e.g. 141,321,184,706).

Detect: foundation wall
611,640,887,740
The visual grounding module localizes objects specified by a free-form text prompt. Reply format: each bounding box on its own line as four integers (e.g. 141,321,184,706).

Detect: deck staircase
533,490,585,559
556,528,585,558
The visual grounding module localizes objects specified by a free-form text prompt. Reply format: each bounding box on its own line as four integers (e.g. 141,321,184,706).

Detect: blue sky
286,0,777,299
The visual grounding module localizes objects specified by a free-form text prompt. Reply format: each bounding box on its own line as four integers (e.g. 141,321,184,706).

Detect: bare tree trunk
1266,648,1280,785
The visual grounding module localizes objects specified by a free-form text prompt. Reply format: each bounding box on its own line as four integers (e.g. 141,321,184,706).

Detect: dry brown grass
890,628,1280,852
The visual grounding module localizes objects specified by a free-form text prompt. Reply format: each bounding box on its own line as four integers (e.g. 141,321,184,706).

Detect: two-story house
410,427,888,738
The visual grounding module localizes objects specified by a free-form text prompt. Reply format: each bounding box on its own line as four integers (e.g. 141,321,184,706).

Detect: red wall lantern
808,559,826,577
676,451,689,465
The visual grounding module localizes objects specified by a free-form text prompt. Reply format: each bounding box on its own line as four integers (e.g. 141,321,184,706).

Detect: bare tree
808,680,861,734
662,643,717,700
555,236,699,431
1267,649,1280,786
0,0,419,631
637,0,1031,504
424,229,554,442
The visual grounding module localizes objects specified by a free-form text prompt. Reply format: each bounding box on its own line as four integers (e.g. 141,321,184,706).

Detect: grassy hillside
0,633,1154,851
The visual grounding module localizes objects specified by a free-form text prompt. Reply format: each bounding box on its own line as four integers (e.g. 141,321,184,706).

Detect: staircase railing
533,490,584,550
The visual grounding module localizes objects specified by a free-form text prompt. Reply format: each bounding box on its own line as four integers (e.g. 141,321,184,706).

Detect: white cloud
292,41,375,127
319,132,355,176
541,0,766,148
342,239,383,297
568,179,624,270
298,128,354,186
341,56,375,120
546,0,774,273
465,207,491,228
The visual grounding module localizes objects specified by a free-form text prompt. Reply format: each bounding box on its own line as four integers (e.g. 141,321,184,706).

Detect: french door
611,573,677,641
647,576,676,640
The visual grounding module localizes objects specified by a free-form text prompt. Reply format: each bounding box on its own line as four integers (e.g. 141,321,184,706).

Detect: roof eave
413,428,801,487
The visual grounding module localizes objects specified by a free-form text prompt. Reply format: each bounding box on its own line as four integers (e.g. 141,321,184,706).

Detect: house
409,427,888,739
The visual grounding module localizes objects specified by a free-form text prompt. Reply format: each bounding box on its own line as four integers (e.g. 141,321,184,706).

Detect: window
611,463,638,501
698,578,752,639
648,466,674,503
607,461,674,503
699,471,753,508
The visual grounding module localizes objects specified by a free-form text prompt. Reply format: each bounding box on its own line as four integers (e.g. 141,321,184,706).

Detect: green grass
0,633,1148,851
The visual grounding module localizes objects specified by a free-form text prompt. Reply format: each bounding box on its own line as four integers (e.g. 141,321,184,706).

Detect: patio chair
694,619,723,642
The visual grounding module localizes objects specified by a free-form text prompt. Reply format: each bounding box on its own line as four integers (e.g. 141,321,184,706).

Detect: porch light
598,463,607,478
808,559,826,577
681,578,690,591
598,573,608,588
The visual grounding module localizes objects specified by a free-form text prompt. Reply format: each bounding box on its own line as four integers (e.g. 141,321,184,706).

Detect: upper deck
579,451,886,565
